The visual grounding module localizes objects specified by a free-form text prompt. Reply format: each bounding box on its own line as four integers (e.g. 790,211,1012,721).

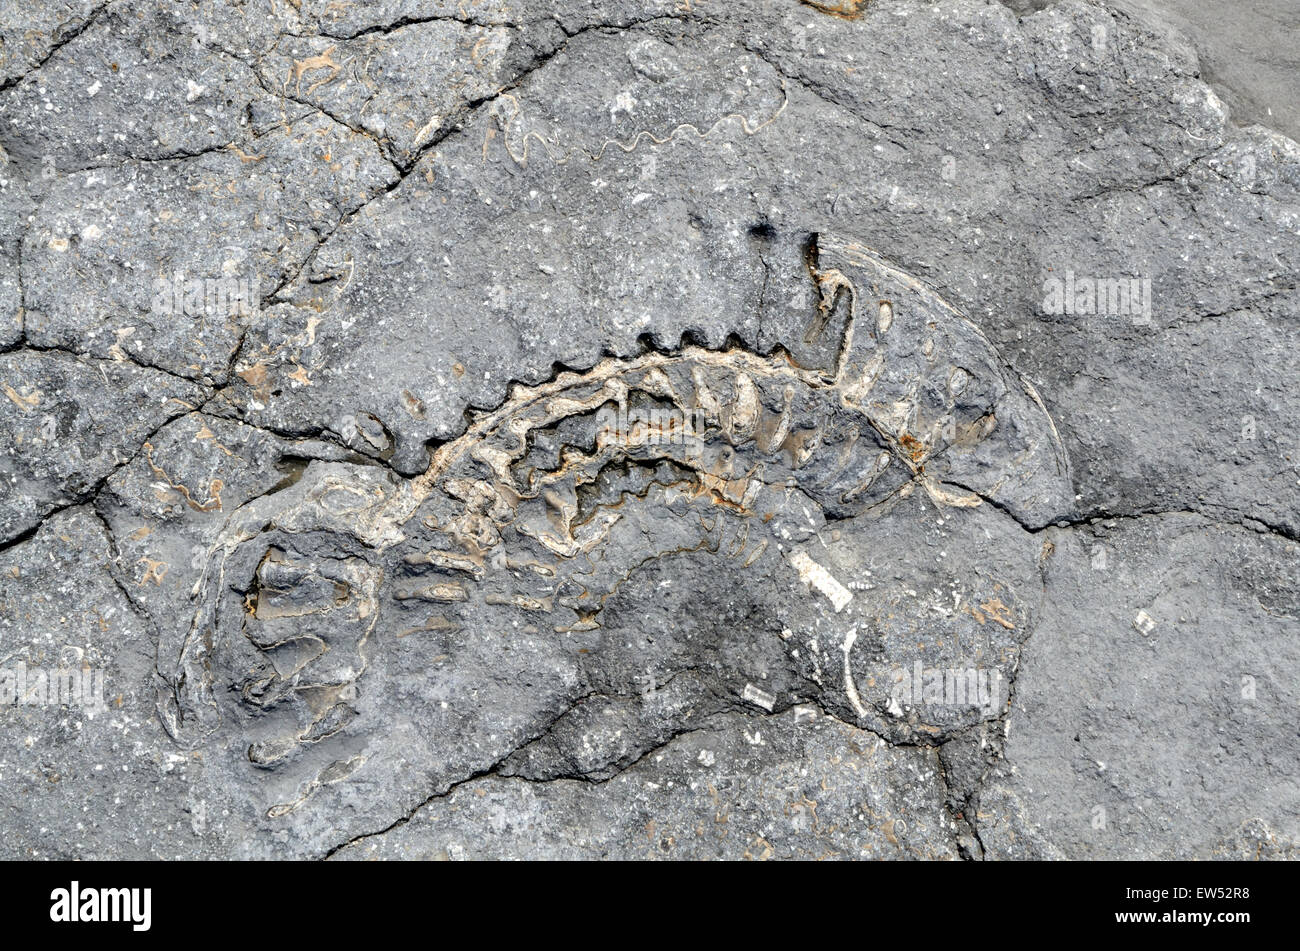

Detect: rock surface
0,0,1295,859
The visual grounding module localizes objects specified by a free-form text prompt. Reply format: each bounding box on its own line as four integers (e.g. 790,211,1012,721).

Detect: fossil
158,235,1071,815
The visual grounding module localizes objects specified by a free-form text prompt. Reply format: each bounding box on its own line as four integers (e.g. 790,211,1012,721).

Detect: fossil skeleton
157,235,1072,814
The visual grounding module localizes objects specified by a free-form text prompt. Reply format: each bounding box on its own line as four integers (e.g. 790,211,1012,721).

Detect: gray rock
0,349,205,543
1107,0,1300,142
333,707,959,860
977,514,1300,858
0,0,1296,860
0,507,202,859
0,0,100,89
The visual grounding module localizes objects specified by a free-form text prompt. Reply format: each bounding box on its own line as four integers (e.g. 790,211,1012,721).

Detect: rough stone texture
1109,0,1300,143
0,0,1296,860
975,514,1300,859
